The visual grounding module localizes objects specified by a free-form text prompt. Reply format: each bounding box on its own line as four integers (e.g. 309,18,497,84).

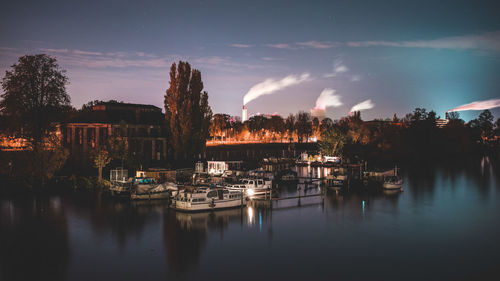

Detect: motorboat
109,168,132,197
171,187,246,212
280,170,298,182
383,176,403,190
382,166,403,190
131,182,179,200
225,178,271,197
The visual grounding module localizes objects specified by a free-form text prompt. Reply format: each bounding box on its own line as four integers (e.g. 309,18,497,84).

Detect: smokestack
242,105,248,122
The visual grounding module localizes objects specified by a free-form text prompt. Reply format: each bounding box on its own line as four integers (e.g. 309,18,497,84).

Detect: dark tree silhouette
1,54,70,148
1,54,71,187
164,61,212,164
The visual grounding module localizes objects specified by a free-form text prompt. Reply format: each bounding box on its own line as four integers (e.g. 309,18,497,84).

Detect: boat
171,187,246,212
225,178,271,197
382,166,403,190
109,168,133,197
131,181,179,200
383,176,403,190
326,168,348,187
280,170,298,182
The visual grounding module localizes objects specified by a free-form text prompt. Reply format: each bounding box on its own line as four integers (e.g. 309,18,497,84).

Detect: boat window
248,180,254,185
207,190,218,198
257,180,263,185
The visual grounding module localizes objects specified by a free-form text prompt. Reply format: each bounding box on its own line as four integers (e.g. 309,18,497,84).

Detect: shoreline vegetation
1,55,500,194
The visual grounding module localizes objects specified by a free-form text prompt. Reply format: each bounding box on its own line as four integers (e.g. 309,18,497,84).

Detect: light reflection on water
1,159,499,281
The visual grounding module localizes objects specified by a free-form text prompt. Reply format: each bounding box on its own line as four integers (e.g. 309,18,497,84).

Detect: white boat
382,166,403,190
109,168,133,197
131,182,179,200
171,187,246,212
383,176,403,190
225,178,271,197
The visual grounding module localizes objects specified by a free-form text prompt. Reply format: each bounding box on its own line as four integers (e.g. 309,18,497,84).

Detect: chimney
242,105,248,122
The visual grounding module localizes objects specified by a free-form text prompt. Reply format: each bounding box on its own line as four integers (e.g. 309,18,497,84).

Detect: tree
295,111,312,142
477,109,494,138
1,54,71,187
269,115,285,141
93,149,111,181
210,114,230,140
319,118,333,134
311,117,320,139
1,54,70,149
109,120,129,168
320,128,346,156
285,114,295,142
164,61,212,164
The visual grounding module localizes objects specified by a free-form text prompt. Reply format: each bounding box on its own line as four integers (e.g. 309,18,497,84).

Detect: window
207,191,217,198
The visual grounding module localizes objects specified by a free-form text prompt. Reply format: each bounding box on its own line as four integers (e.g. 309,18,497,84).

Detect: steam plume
447,98,500,112
350,99,374,113
243,73,310,105
314,88,342,110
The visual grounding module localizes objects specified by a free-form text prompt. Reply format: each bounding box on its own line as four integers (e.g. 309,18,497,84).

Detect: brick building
61,102,167,165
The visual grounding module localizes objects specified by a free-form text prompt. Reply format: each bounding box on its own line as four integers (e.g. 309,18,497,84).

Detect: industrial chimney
242,105,248,122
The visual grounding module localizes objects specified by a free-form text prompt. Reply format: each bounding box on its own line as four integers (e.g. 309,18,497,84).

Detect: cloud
73,50,103,56
447,98,500,112
324,58,349,78
243,72,310,105
230,44,253,48
350,74,361,82
261,57,284,61
296,41,338,49
314,88,342,110
40,48,69,53
347,30,500,52
266,43,295,49
350,99,374,113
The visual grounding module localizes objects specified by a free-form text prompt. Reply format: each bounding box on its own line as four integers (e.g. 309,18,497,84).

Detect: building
61,102,167,165
436,118,449,128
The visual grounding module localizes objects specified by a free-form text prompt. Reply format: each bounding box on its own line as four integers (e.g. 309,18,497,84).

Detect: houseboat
171,187,246,212
225,178,272,197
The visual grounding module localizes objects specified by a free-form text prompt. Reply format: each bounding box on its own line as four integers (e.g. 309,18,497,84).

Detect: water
1,158,500,281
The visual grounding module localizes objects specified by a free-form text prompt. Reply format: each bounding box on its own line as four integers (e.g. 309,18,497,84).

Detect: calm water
1,158,500,281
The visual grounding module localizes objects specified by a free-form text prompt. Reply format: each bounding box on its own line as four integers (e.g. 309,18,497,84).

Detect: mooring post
241,190,244,208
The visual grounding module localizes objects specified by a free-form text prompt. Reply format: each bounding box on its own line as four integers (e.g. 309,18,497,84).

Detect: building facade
61,102,167,165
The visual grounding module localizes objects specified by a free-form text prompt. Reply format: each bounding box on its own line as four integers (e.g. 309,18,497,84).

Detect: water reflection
0,159,499,281
162,208,244,277
0,197,70,281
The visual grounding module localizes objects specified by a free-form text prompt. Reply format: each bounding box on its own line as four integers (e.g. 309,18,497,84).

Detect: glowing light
247,188,255,196
247,206,254,225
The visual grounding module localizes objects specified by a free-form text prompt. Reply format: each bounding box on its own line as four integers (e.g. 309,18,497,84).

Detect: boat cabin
207,161,243,176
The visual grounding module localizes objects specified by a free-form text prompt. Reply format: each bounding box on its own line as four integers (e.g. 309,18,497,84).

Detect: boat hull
131,191,170,200
383,182,403,190
172,198,245,212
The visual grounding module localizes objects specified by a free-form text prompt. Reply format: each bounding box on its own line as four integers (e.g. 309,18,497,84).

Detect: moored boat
382,166,403,190
131,182,179,200
383,176,403,190
171,187,246,212
225,178,271,197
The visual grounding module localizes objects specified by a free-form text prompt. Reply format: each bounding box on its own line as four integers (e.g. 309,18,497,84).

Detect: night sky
1,0,499,120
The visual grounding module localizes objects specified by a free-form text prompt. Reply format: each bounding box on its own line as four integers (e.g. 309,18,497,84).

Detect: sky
1,0,499,121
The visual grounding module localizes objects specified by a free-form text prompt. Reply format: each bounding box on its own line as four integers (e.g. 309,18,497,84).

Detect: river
1,157,499,281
